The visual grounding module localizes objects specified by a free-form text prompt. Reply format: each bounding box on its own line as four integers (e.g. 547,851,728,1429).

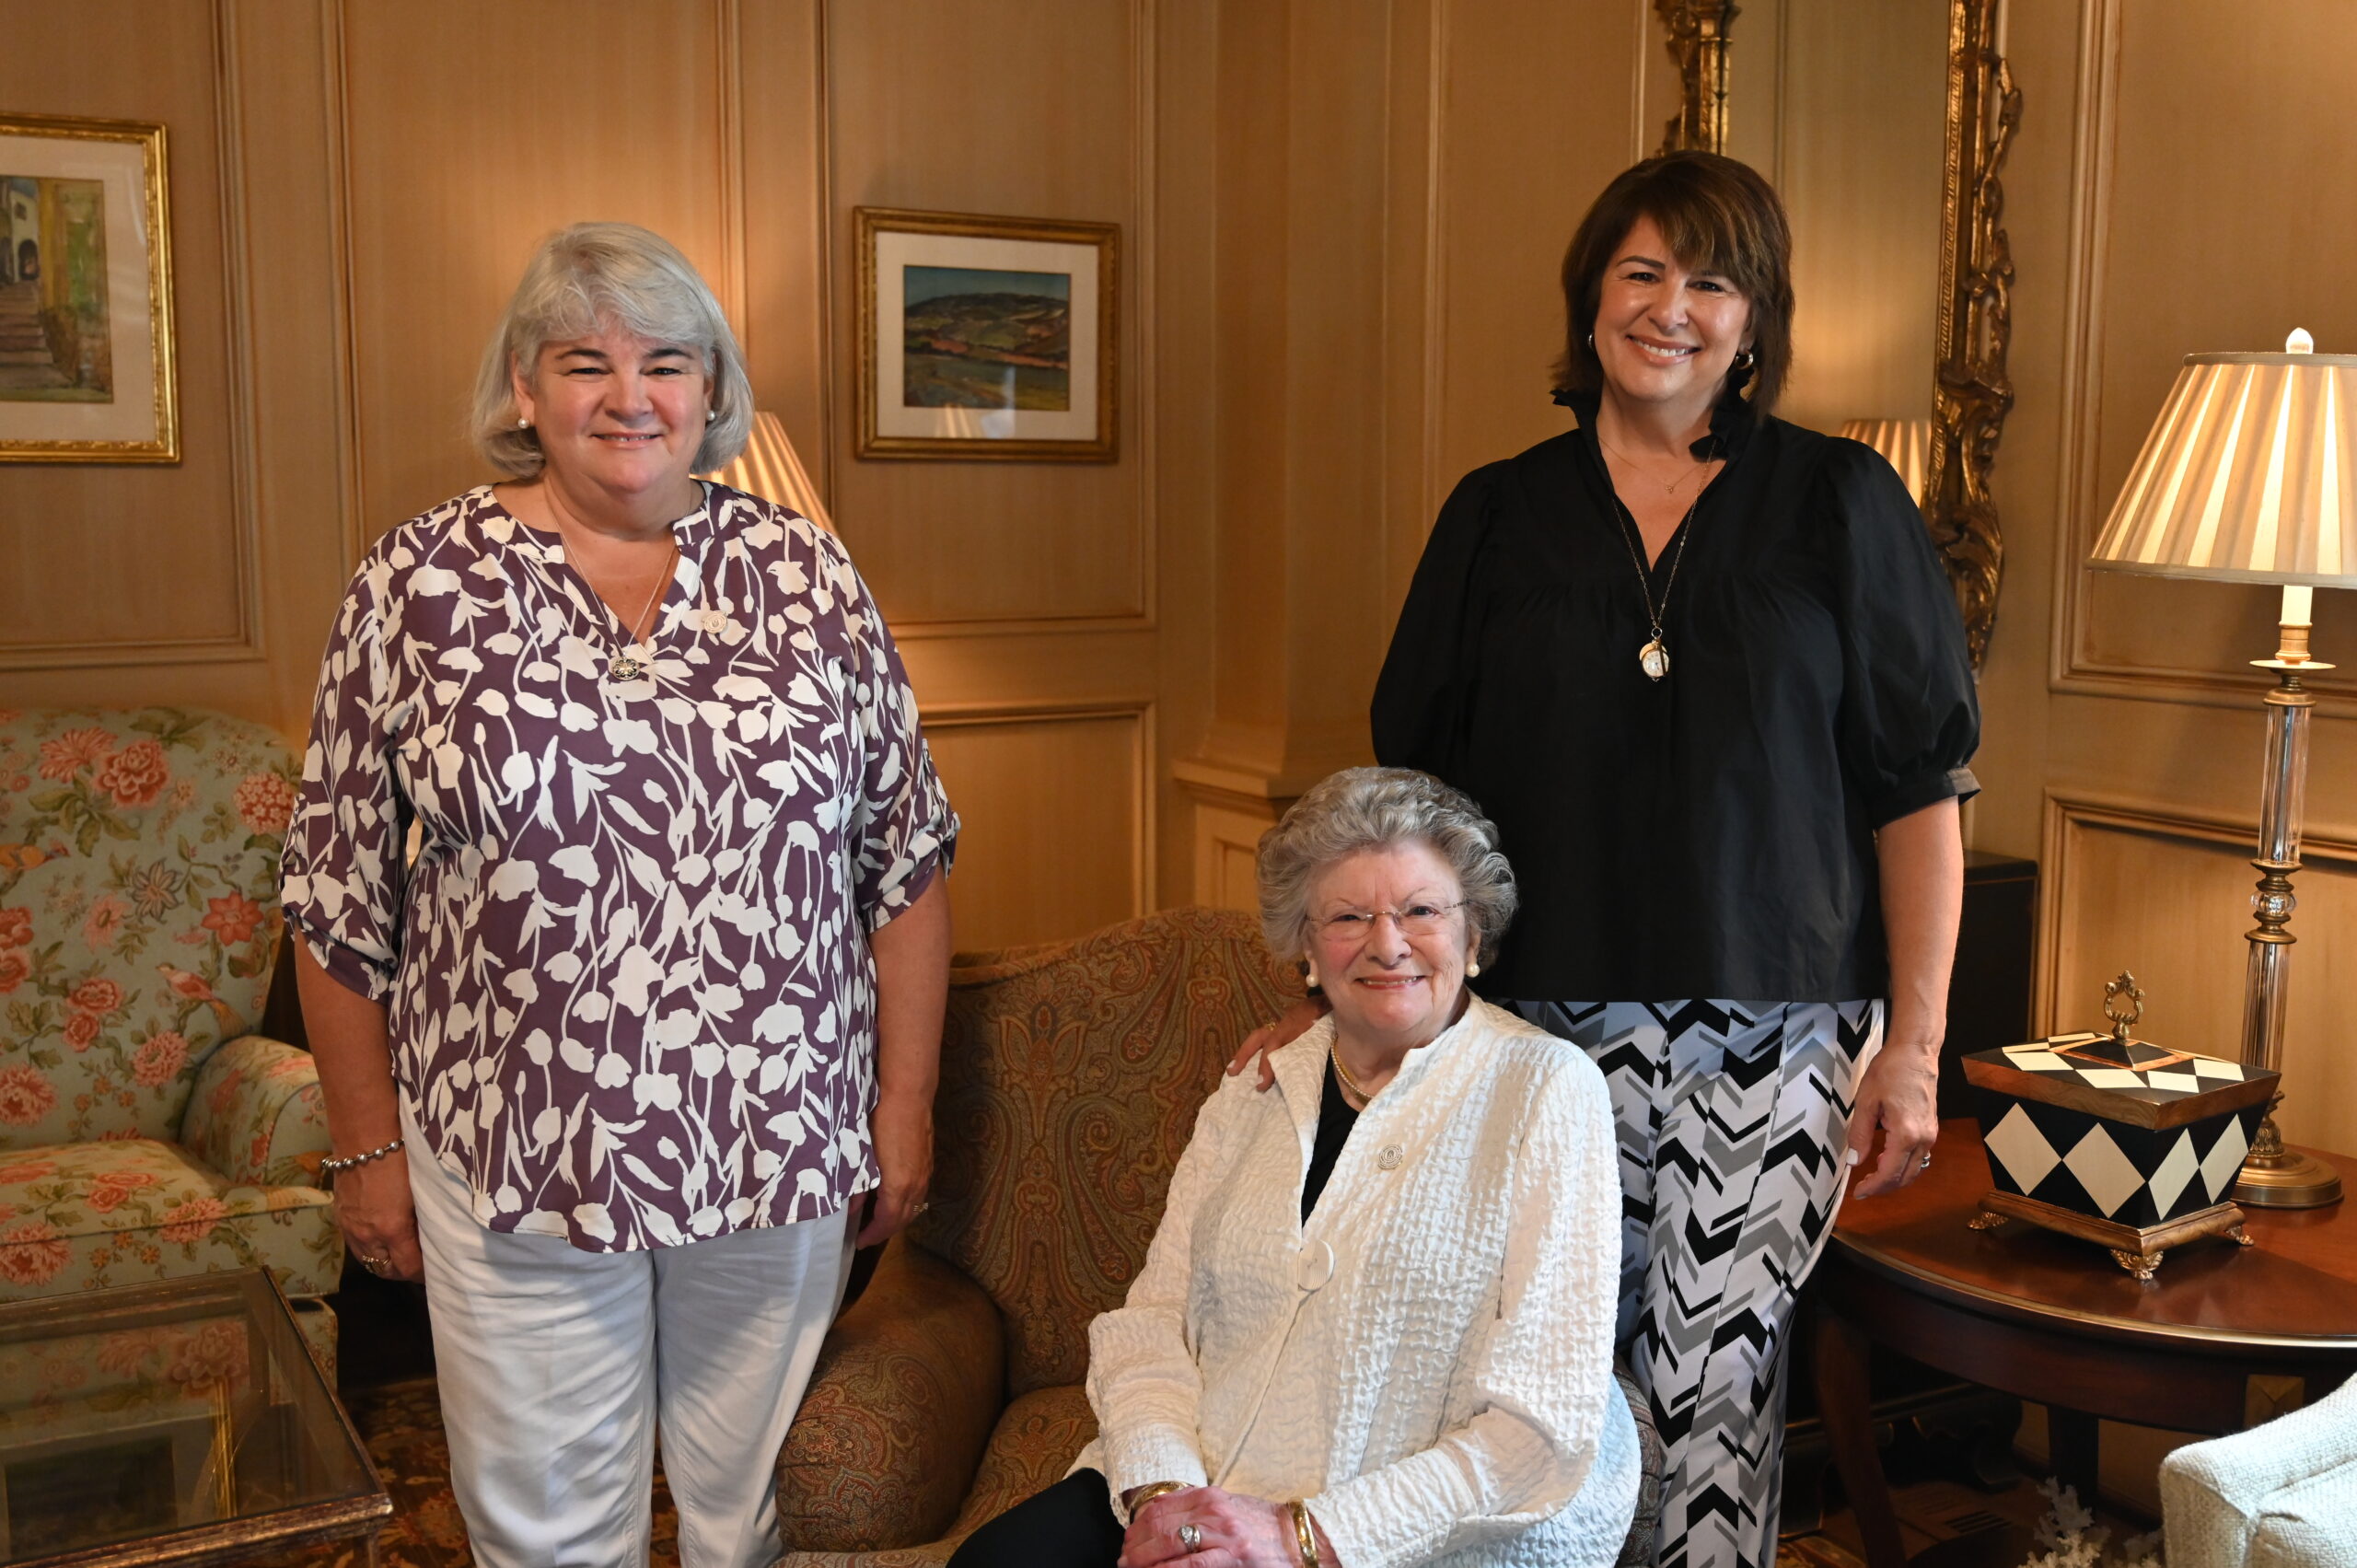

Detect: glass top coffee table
0,1270,389,1567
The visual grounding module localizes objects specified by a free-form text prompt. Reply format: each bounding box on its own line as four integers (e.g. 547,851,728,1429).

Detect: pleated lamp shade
2090,333,2357,587
702,411,835,533
1839,417,1933,505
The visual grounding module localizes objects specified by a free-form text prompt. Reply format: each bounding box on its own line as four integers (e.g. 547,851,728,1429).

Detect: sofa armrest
776,1237,1006,1552
2164,1373,2357,1568
180,1035,332,1190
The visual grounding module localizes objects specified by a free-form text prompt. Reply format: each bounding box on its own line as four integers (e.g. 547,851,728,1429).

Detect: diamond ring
1178,1522,1202,1551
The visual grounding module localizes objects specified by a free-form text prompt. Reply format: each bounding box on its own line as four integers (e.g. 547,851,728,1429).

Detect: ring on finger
1178,1521,1202,1551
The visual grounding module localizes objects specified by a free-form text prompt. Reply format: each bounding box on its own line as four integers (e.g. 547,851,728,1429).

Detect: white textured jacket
1074,997,1640,1568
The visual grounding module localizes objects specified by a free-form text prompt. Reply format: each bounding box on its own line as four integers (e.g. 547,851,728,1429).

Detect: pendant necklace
554,519,679,684
1605,442,1717,682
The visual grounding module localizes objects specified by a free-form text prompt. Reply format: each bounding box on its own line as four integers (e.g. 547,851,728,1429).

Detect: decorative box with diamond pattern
1963,1009,2277,1280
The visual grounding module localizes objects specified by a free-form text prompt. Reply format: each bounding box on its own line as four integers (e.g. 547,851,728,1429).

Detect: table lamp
1840,417,1933,505
702,410,835,533
2087,328,2357,1208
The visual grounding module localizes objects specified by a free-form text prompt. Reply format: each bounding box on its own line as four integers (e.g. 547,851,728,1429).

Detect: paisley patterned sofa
772,906,1661,1565
0,709,339,1355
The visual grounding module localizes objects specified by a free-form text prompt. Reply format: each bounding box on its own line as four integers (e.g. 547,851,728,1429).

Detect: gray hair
470,222,754,477
1256,767,1518,965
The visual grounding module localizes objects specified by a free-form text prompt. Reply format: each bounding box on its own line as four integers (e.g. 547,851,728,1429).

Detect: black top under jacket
1302,1053,1360,1223
1371,387,1981,1005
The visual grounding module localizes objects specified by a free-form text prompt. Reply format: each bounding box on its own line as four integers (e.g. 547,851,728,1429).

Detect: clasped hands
1120,1485,1329,1568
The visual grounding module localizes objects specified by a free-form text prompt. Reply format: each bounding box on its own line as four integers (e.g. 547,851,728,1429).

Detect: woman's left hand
1121,1487,1330,1568
856,1090,934,1247
1846,1040,1941,1198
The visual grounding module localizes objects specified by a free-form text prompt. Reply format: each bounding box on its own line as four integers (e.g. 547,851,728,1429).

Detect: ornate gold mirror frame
1654,0,2019,668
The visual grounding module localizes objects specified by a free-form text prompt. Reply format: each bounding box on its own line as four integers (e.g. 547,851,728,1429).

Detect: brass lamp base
2233,1147,2345,1208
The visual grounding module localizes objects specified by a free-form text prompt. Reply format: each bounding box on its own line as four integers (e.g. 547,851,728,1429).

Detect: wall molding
2034,787,2357,1034
2045,0,2357,715
869,0,1157,638
0,0,266,673
922,696,1157,917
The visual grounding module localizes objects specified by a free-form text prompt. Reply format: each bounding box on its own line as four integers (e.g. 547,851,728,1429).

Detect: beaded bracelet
1288,1500,1322,1567
319,1137,404,1179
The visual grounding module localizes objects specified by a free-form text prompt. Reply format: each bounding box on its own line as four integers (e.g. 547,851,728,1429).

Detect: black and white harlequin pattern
1987,1037,2255,1105
1977,1094,2268,1226
1509,998,1879,1568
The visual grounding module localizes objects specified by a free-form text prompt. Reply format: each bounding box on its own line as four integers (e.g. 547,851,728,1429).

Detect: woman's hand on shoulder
1224,997,1329,1092
1121,1486,1333,1568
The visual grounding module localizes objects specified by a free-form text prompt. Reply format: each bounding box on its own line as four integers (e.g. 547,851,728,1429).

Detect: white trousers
404,1107,853,1568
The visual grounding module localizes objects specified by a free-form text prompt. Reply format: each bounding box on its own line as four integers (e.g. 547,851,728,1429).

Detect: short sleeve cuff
1869,765,1981,830
860,824,958,934
284,907,396,1003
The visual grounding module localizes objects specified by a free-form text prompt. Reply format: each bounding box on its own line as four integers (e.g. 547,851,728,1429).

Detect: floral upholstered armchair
0,709,339,1353
771,906,1662,1567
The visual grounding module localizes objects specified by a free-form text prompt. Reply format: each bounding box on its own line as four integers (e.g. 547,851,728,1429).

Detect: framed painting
0,112,177,463
856,207,1117,462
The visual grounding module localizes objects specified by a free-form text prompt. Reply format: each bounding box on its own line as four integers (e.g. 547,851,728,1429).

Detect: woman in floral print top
281,223,957,1568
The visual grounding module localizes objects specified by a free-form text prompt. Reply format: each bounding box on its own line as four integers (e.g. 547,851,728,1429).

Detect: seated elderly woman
949,767,1639,1568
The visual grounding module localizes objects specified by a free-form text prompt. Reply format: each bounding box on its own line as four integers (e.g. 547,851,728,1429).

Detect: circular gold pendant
1639,638,1669,681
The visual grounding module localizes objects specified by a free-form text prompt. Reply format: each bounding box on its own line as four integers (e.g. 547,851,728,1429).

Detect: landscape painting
901,264,1071,412
858,207,1118,462
0,113,176,463
1,174,112,403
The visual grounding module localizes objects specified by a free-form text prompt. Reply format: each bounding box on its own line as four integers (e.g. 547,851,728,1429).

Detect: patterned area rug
252,1378,680,1568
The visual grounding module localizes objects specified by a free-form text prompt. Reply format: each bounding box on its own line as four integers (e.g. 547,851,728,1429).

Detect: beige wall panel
0,0,247,659
1425,0,1643,503
924,707,1148,951
339,0,731,539
2061,0,2357,702
824,0,1144,628
2044,798,2357,1156
737,0,830,501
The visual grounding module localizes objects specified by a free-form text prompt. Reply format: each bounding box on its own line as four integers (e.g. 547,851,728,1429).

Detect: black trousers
946,1469,1126,1568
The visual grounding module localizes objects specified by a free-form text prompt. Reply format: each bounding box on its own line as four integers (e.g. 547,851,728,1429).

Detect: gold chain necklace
1598,434,1710,496
1330,1047,1374,1105
553,518,679,683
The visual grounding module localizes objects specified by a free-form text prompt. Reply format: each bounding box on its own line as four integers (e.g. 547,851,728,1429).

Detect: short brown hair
1551,152,1794,415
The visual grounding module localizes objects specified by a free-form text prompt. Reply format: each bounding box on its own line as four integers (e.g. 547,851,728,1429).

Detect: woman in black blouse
1253,153,1977,1568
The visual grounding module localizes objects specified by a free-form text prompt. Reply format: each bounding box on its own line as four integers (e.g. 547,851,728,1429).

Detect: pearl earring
1466,960,1481,978
705,410,716,424
516,416,528,429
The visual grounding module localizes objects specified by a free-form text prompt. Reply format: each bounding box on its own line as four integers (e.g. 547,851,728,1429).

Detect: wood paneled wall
1977,0,2357,1156
0,0,1666,955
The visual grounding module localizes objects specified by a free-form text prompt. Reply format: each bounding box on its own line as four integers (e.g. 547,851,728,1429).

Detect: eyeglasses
1314,901,1466,941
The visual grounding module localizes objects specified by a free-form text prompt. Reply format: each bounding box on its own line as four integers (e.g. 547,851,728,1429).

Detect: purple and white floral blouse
282,482,957,1253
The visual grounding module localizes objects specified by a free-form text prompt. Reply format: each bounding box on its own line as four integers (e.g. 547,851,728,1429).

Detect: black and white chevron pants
1505,999,1882,1568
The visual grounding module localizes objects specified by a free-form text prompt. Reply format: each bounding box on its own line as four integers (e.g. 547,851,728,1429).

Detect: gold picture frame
855,206,1118,463
1654,0,2017,669
0,112,179,464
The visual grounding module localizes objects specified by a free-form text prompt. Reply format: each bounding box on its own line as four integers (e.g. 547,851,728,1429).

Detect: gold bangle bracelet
1288,1499,1322,1568
1126,1481,1186,1512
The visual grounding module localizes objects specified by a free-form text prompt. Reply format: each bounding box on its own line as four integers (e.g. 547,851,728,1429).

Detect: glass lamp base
2233,1147,2345,1208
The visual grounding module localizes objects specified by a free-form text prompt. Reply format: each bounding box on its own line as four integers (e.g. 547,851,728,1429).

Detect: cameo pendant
1639,637,1670,681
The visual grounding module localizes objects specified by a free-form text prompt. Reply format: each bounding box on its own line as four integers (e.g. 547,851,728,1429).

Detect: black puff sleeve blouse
1372,394,1980,1005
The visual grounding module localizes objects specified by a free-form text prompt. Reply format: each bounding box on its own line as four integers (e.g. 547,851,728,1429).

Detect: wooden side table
1811,1121,2357,1568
